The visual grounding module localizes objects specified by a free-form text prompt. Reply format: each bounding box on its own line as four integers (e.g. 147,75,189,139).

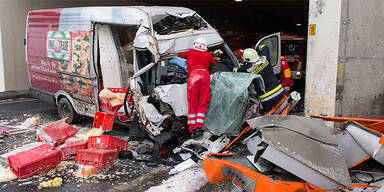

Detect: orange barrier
203,153,380,192
310,114,384,133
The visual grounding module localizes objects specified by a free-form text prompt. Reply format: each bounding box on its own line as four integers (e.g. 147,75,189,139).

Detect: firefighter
280,56,293,96
225,48,284,112
255,44,270,63
178,37,216,139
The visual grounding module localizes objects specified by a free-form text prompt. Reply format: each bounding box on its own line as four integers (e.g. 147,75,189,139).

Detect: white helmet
242,48,259,63
193,37,208,51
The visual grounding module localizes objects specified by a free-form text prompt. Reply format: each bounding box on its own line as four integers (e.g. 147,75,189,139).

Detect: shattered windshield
153,13,208,35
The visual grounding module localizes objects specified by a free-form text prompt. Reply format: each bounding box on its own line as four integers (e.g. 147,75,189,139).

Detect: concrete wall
336,0,384,117
305,0,342,117
0,0,142,92
0,23,4,91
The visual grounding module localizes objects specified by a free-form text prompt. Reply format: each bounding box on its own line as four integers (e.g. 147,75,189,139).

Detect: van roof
28,6,223,55
28,6,194,29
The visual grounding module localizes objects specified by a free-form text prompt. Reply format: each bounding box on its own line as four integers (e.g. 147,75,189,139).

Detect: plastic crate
99,88,127,112
92,112,115,131
8,143,61,179
37,118,78,146
58,139,88,160
76,148,118,167
88,135,128,151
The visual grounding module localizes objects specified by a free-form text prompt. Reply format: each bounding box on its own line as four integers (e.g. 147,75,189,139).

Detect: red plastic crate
8,143,61,179
88,135,128,151
99,88,127,112
92,112,115,131
76,148,118,167
58,139,88,160
37,118,78,146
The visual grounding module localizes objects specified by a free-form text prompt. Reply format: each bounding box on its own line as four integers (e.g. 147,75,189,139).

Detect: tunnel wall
336,0,384,117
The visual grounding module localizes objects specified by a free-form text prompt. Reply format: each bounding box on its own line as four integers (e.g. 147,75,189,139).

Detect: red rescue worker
280,56,293,96
178,37,216,139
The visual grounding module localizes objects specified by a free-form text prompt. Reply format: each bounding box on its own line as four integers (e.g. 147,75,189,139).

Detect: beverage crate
37,118,78,146
88,135,128,151
99,88,127,112
58,139,88,160
8,143,61,179
92,112,114,131
76,148,118,167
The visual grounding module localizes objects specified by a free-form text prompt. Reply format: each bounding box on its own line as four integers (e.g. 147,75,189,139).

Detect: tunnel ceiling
136,0,309,36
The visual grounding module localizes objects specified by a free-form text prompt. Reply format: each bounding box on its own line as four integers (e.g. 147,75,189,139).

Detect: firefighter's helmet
194,37,208,51
242,48,259,63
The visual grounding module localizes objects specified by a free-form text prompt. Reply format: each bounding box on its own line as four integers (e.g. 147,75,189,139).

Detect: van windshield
153,14,208,35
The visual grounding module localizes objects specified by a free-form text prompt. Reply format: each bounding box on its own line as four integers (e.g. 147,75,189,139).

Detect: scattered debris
146,166,207,192
0,166,17,182
37,177,63,190
169,159,196,175
21,117,41,129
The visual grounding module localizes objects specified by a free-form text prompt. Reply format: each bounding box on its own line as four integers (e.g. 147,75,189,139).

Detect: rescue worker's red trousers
187,69,211,132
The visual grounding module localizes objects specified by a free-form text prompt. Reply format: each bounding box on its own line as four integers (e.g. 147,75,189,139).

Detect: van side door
255,32,281,74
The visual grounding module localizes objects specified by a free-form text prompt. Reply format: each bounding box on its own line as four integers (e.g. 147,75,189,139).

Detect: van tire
58,97,80,124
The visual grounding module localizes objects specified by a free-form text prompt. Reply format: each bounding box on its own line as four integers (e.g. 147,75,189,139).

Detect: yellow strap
260,84,282,99
234,68,238,72
284,69,292,78
259,44,265,51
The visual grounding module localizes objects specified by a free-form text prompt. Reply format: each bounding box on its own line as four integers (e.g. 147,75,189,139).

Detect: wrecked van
26,6,238,124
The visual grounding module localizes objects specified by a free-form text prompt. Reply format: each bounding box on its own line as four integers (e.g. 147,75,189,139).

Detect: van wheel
58,97,79,124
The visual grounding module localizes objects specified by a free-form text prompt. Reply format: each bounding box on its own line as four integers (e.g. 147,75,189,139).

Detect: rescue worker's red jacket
280,56,293,89
178,49,216,75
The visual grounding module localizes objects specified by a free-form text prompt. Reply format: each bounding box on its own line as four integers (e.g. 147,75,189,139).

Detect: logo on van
47,31,72,60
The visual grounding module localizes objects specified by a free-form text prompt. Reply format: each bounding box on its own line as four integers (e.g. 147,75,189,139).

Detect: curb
0,90,30,101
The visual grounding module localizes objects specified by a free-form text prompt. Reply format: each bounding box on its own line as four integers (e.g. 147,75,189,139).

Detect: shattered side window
153,14,208,35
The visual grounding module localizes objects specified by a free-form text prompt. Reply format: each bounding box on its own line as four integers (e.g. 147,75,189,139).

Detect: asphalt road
0,98,173,192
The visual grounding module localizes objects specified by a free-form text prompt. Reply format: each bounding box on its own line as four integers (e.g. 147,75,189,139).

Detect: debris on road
146,165,207,192
37,177,63,190
21,117,41,129
201,115,384,191
169,158,196,175
0,165,17,182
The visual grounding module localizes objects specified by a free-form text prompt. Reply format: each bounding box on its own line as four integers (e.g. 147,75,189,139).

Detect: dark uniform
226,47,284,112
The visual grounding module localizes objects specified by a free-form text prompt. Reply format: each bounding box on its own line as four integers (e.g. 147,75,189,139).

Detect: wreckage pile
1,106,384,192
202,115,384,192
